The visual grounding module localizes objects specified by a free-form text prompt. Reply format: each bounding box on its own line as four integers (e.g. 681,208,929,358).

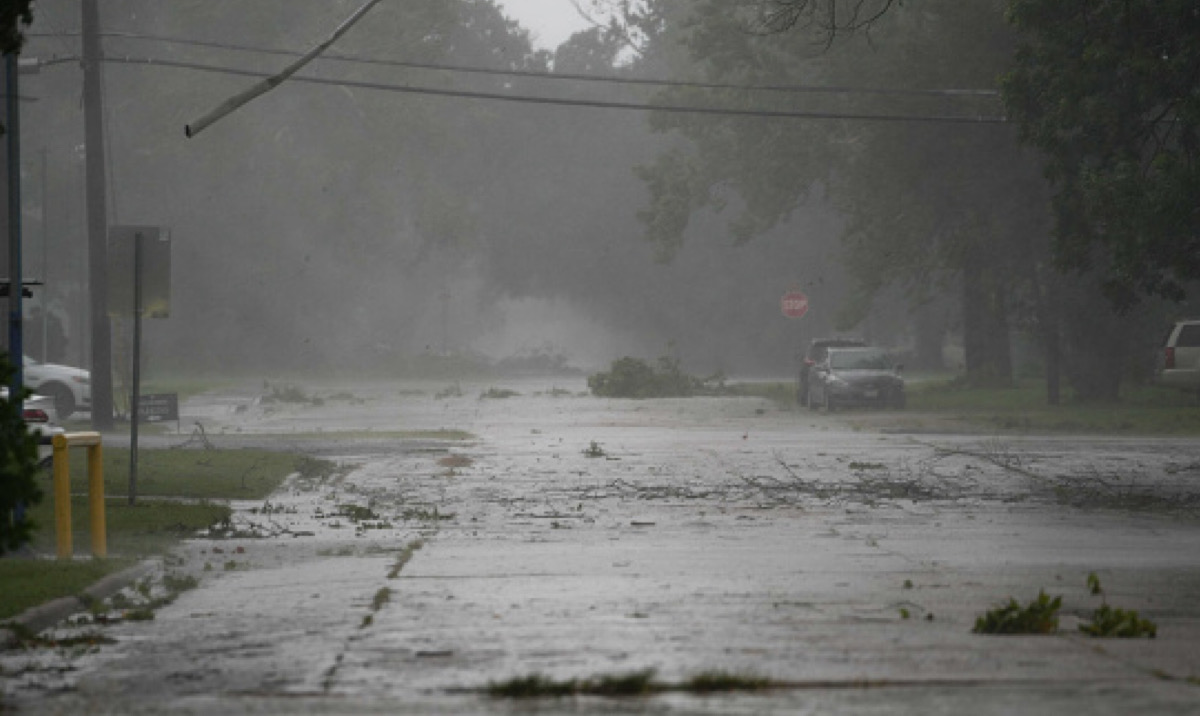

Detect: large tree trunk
961,255,1013,387
911,299,947,371
1058,280,1136,403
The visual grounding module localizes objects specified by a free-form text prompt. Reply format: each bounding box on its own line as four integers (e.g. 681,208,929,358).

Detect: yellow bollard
88,441,106,558
50,432,106,559
51,435,72,559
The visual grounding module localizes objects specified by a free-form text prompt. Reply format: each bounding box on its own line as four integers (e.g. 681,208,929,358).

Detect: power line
89,54,1008,124
28,29,1001,99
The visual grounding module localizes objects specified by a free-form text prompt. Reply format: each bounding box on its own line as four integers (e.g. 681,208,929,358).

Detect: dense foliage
624,0,1187,399
1002,0,1200,309
0,0,33,137
0,0,32,56
633,0,1039,385
0,355,43,555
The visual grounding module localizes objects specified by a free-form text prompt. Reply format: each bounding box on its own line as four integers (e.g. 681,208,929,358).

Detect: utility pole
82,0,113,429
1,52,23,398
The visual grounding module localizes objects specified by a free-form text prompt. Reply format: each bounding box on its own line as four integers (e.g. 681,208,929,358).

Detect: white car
23,356,91,420
1159,319,1200,396
1,386,64,464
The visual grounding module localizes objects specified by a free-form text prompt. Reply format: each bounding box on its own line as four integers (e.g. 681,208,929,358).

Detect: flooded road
7,377,1200,714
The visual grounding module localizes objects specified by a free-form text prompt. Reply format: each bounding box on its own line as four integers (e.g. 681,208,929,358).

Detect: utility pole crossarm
185,0,383,138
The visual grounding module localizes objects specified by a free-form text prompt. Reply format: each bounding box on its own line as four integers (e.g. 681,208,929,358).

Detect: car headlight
827,375,849,388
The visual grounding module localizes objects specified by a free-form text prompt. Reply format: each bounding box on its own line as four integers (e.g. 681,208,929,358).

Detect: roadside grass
22,497,234,558
727,381,797,407
208,429,475,442
0,558,135,621
907,378,1200,434
0,448,309,622
57,447,304,500
739,377,1200,435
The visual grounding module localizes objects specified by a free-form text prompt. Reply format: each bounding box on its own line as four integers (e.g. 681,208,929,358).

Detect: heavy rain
2,1,1199,714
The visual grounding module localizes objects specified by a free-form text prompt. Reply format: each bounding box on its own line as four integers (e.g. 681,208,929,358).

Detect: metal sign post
129,234,143,505
108,226,170,505
782,289,811,400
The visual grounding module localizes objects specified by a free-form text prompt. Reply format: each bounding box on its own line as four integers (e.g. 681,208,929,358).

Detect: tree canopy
0,0,32,55
0,355,42,556
1002,0,1200,309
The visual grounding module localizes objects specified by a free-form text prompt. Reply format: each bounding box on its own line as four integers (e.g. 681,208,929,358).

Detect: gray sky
493,0,592,50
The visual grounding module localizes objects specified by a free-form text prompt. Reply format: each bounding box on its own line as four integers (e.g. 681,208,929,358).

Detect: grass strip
1,448,316,622
743,377,1200,435
0,558,134,621
55,447,307,500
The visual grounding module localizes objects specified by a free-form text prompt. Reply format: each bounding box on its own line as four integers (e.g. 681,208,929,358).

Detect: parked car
2,386,64,464
1157,319,1200,397
807,346,905,410
797,338,867,406
23,356,90,420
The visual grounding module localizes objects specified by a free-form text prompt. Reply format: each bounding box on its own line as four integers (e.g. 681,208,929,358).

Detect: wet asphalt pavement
5,377,1200,714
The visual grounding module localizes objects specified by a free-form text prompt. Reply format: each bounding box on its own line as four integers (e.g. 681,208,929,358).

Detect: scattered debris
973,591,1061,634
1078,574,1157,638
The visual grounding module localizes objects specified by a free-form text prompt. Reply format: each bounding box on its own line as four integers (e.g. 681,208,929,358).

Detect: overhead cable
99,54,1009,124
29,29,1001,99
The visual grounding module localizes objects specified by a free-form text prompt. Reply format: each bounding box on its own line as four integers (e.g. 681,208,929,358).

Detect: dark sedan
807,347,905,410
796,337,866,406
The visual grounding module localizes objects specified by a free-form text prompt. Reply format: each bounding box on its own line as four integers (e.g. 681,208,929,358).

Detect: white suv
1159,320,1200,395
23,356,91,419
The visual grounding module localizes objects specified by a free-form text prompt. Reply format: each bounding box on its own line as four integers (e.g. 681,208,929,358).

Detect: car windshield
829,349,893,370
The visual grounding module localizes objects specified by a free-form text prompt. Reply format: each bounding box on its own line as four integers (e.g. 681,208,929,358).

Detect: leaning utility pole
82,0,112,429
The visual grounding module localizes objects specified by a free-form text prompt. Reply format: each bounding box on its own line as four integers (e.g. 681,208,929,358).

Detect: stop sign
781,290,809,319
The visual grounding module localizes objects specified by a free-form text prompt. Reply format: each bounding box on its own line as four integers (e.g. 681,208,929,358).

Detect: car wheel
45,383,75,420
892,390,906,409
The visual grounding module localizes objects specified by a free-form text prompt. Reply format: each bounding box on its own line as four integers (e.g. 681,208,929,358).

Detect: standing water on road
6,378,1200,715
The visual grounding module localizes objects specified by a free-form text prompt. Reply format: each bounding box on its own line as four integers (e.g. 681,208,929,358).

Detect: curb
0,559,158,649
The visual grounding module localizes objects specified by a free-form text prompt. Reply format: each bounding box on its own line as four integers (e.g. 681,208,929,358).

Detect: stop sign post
781,290,809,319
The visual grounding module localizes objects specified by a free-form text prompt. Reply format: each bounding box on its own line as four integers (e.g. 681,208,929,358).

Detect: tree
633,0,1037,385
1002,0,1200,310
0,0,32,56
0,2,39,554
0,0,33,135
0,354,42,556
750,0,901,41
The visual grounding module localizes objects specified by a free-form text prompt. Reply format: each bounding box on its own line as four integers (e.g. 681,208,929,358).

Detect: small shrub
588,669,656,696
1078,573,1156,638
1079,605,1157,638
588,354,701,398
488,674,578,699
685,671,774,692
973,590,1061,634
